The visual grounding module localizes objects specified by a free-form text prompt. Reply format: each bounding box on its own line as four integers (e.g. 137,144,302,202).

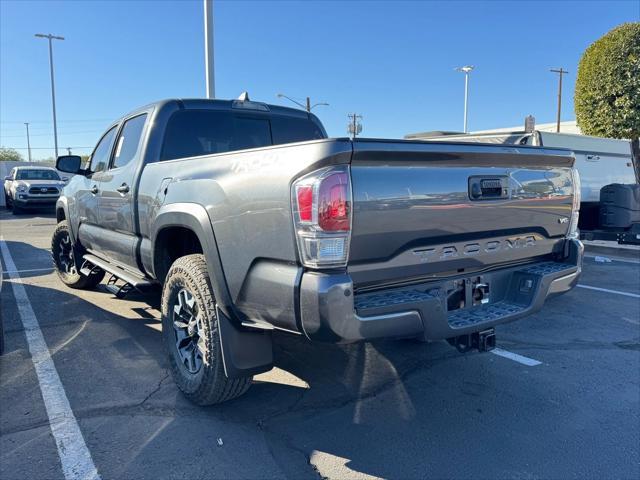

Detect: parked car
52,96,584,405
3,166,66,214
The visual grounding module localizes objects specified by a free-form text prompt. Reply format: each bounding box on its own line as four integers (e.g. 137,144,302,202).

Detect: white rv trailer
405,129,639,243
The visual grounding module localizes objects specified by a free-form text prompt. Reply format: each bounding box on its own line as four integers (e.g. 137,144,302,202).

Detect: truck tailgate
348,140,576,289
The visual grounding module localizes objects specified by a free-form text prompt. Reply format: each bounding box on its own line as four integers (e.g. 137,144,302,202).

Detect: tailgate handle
469,176,508,200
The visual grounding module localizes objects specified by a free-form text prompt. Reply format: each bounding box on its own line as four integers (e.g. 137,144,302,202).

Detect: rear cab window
160,109,326,162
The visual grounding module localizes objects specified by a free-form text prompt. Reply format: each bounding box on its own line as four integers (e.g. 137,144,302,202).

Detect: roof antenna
237,91,250,101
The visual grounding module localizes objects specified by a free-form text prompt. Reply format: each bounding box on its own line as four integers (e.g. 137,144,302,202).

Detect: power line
1,146,93,150
0,129,103,138
0,118,112,124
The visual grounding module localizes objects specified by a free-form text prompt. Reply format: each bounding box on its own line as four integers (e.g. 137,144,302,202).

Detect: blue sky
1,0,638,160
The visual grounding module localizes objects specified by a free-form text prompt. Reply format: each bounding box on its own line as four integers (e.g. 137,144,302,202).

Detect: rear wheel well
154,227,203,283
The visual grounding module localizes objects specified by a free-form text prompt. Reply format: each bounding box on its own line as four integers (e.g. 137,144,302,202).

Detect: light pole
550,67,568,133
24,122,32,162
204,0,215,99
455,65,474,133
35,33,64,158
277,93,329,112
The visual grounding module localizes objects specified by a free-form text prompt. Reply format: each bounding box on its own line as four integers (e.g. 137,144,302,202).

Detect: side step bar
81,254,153,298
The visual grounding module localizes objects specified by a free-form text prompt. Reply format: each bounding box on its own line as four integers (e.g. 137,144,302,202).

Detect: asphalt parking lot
1,209,639,480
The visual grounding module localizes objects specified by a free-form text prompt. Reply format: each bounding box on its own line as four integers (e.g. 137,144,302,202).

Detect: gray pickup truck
53,96,583,405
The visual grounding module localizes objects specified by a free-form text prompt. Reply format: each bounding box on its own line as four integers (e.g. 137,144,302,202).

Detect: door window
112,114,147,169
90,126,118,173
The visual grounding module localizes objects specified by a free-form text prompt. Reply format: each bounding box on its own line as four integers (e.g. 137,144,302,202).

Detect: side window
90,126,118,174
111,114,147,169
10,168,16,179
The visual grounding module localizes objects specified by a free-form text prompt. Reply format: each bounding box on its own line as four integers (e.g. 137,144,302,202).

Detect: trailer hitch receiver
447,328,496,353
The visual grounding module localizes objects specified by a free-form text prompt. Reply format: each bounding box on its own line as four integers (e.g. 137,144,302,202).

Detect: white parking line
577,284,640,299
491,348,542,366
0,238,101,480
584,254,640,265
2,267,54,275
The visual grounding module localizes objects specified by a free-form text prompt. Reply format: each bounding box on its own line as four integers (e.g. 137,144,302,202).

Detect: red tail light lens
318,172,350,231
296,185,313,222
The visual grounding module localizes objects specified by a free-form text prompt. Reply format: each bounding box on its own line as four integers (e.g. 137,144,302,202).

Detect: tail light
292,165,352,268
567,168,581,239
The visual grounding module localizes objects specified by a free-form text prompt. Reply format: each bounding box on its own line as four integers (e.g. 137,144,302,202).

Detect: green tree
0,147,24,162
575,22,640,170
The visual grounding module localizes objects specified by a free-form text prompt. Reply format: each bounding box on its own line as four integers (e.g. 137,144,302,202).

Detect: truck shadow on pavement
6,249,633,479
1,271,506,480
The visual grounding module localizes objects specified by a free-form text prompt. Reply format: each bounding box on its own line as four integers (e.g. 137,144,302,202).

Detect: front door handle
91,185,99,195
116,183,130,194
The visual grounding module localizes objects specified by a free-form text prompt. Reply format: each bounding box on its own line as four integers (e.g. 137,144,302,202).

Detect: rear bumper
299,239,583,343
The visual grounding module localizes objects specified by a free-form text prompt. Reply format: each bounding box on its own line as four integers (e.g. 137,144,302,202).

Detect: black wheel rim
57,233,77,276
172,288,205,374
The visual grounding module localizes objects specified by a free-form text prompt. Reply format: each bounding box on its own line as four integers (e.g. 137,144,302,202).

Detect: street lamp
35,33,64,158
455,65,474,133
24,123,32,162
277,93,328,112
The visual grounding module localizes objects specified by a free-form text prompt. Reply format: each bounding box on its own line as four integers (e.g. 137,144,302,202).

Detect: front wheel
51,221,105,289
161,254,251,405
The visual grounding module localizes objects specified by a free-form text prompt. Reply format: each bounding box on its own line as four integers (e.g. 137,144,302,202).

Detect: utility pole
24,122,32,162
35,33,64,158
204,0,215,99
455,65,474,133
347,113,362,138
550,67,568,133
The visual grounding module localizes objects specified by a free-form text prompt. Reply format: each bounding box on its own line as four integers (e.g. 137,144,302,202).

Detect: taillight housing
567,168,581,239
292,165,352,268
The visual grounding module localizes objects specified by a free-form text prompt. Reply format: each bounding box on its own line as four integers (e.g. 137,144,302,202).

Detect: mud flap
216,306,273,378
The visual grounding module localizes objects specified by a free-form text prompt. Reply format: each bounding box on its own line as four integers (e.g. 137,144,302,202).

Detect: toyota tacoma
52,95,583,405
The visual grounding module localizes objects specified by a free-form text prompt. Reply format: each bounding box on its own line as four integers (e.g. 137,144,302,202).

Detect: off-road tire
51,221,105,289
161,254,251,405
11,204,21,215
4,193,11,210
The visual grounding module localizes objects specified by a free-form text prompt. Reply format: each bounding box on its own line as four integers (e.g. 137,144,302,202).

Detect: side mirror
3,176,11,182
61,176,69,183
56,155,83,175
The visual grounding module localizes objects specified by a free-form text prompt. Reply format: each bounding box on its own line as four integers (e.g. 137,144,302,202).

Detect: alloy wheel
172,288,206,374
57,234,77,276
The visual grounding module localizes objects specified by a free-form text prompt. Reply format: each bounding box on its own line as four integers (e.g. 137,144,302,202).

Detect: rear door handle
91,185,99,195
116,183,130,194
